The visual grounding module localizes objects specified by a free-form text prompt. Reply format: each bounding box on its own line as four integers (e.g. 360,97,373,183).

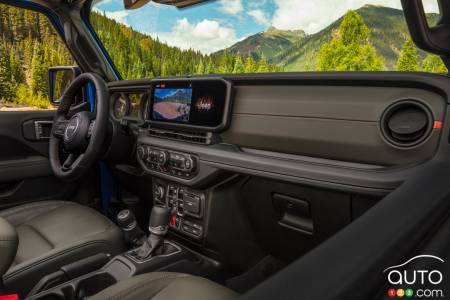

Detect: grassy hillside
219,26,306,63
223,5,440,71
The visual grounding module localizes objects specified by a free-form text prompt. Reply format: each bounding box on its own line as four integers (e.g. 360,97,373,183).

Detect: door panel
0,110,75,210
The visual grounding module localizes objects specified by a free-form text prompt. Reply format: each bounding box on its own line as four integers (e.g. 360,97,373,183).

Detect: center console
26,204,217,300
153,180,206,240
135,78,233,243
26,243,201,300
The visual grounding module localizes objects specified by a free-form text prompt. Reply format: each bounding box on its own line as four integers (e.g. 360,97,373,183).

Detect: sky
93,0,440,54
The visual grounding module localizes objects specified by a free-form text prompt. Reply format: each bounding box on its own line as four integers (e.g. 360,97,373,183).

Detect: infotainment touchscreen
148,79,231,131
153,85,193,123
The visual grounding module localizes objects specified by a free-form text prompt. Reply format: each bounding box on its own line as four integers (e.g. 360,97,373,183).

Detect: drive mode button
184,198,200,214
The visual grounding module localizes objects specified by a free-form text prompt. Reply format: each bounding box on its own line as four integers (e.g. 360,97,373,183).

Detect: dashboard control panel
153,182,205,239
137,145,198,179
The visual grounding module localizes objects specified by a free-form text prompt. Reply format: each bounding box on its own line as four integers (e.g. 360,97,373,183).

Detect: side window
0,4,75,111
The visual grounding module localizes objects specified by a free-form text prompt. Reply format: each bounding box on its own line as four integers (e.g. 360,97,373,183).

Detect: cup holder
76,273,117,298
29,273,117,300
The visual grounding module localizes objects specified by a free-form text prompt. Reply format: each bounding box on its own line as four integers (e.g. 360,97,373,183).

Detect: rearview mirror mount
124,0,209,10
124,0,150,10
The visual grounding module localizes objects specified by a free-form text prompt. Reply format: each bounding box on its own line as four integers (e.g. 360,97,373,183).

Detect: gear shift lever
117,209,146,247
133,205,170,260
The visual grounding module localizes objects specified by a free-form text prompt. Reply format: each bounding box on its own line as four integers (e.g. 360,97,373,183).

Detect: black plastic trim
108,72,450,102
139,134,406,195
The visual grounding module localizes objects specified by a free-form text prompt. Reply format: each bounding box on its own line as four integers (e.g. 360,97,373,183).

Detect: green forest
89,11,281,79
0,4,74,108
0,3,448,110
315,10,447,72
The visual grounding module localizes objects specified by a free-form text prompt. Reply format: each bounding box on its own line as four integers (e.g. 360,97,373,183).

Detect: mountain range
220,5,440,71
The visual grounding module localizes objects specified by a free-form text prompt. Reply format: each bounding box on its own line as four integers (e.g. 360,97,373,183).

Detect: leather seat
91,272,238,300
0,201,125,296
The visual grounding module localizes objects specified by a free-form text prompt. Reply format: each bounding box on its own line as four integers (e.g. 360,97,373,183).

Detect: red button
434,120,443,129
0,295,19,300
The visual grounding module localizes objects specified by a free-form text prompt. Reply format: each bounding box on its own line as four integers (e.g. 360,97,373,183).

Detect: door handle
34,120,53,140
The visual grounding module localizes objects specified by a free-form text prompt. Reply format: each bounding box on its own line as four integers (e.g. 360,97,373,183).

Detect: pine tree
195,59,205,74
257,58,270,73
317,10,384,71
219,50,233,74
232,56,244,74
30,42,47,96
244,56,257,73
421,54,447,73
205,58,215,74
161,61,170,77
396,38,419,71
0,43,14,100
9,48,24,85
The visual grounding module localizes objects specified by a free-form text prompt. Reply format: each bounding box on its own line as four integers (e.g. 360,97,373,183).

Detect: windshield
90,0,447,80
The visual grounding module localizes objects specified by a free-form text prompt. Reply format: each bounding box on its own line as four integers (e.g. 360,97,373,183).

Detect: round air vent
381,100,433,148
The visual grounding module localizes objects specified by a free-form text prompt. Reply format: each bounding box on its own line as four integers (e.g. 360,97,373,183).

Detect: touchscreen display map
152,87,193,123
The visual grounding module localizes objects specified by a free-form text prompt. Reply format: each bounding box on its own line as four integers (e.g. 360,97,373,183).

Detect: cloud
96,0,114,5
422,0,440,13
271,0,440,34
149,18,239,54
248,9,269,25
96,9,131,26
219,0,243,15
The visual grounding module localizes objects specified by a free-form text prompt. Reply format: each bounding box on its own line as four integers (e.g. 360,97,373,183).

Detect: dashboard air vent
148,128,213,144
381,100,433,148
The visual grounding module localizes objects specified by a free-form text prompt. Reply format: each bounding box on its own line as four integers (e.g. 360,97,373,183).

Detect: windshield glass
90,0,447,79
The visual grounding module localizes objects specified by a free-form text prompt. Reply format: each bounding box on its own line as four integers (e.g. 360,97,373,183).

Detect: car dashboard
106,73,449,259
108,73,447,191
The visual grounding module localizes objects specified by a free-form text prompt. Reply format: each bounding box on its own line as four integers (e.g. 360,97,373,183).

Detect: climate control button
137,146,198,179
157,151,169,165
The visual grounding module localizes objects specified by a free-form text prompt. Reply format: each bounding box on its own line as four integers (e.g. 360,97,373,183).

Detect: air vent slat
148,128,212,144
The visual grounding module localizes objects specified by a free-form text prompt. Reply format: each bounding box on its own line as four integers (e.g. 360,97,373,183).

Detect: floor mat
226,255,286,293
